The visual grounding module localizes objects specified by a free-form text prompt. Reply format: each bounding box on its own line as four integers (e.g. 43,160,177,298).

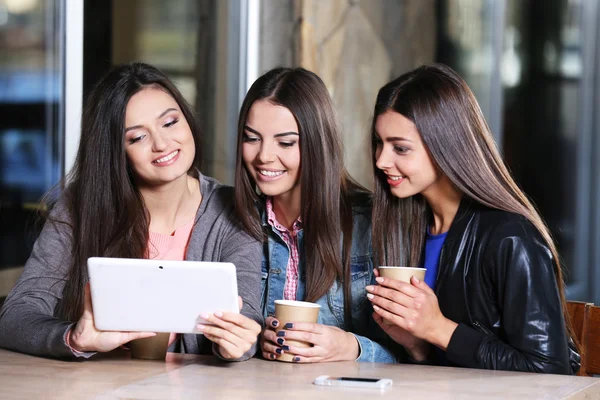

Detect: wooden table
0,349,598,399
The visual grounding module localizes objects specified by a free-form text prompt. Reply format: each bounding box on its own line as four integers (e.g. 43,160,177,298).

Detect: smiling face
124,87,195,187
241,99,301,201
374,110,441,199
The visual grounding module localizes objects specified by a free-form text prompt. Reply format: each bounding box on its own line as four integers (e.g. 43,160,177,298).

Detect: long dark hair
52,62,203,321
234,67,368,327
370,63,575,345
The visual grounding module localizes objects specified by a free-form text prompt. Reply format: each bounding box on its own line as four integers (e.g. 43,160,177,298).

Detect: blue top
423,228,448,290
423,227,448,365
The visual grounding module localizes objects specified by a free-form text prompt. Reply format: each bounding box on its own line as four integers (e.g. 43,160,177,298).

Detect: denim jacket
259,200,397,363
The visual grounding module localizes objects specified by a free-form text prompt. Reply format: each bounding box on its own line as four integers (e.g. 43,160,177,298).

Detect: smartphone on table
313,375,393,389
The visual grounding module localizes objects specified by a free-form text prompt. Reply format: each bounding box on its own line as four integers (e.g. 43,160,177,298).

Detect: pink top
148,219,195,346
265,197,302,301
148,218,195,260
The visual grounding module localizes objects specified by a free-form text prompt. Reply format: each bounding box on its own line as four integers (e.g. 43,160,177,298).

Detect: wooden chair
580,303,600,376
566,301,589,348
567,301,590,376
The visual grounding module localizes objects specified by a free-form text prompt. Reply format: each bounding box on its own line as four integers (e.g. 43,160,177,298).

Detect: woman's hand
198,296,262,360
260,316,282,360
366,276,458,350
372,312,430,361
69,284,157,353
266,322,359,363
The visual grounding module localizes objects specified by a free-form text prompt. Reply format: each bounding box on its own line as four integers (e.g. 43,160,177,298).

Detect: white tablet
88,257,239,333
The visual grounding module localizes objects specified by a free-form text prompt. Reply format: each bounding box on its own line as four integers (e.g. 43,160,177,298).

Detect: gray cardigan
0,174,263,360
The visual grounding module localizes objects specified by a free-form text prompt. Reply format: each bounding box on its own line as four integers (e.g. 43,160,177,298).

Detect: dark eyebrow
244,125,299,138
386,136,412,143
374,132,412,143
125,125,143,133
125,108,179,133
158,107,178,119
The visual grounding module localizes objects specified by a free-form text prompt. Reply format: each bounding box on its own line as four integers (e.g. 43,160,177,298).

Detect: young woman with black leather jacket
365,63,580,374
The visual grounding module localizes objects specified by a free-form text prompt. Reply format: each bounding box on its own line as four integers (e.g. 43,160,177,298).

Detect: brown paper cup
274,300,320,362
377,267,426,326
378,266,426,283
129,333,170,360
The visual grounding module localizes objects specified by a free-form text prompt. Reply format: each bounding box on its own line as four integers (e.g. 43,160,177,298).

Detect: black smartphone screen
337,377,381,382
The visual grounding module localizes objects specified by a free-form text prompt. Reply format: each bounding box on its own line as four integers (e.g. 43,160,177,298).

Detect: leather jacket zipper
473,320,497,338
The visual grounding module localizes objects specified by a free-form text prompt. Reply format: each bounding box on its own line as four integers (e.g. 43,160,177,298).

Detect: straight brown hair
370,63,576,347
234,67,368,328
50,63,203,322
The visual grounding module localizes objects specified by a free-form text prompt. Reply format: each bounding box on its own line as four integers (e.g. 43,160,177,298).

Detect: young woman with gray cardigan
0,63,263,361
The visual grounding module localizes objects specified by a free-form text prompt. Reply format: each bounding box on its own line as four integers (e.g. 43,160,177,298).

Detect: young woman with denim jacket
233,68,396,363
365,64,580,374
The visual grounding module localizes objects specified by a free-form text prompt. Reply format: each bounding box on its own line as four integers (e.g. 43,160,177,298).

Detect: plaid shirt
266,197,302,300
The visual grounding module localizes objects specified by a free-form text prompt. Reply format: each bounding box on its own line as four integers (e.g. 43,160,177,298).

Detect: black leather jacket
437,198,580,374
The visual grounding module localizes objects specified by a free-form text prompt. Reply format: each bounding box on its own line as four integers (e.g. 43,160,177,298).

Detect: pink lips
152,150,180,166
256,169,286,182
386,176,405,187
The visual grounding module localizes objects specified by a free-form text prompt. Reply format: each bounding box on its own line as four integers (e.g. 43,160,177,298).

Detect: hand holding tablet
69,283,157,353
86,257,260,359
196,296,262,359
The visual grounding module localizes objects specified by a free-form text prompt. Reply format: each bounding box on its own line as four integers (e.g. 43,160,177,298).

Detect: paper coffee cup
378,266,426,283
377,267,426,326
274,300,320,362
129,332,170,360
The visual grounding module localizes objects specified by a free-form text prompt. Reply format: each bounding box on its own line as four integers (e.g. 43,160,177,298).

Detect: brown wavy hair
234,67,368,327
370,63,576,348
51,62,203,322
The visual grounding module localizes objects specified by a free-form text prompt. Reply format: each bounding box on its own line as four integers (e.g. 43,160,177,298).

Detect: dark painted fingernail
271,320,279,327
284,323,294,329
293,356,300,362
270,354,276,359
282,345,290,351
276,348,283,354
277,331,285,337
277,338,284,345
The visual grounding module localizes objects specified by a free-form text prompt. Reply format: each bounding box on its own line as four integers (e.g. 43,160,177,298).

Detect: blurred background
0,0,599,305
